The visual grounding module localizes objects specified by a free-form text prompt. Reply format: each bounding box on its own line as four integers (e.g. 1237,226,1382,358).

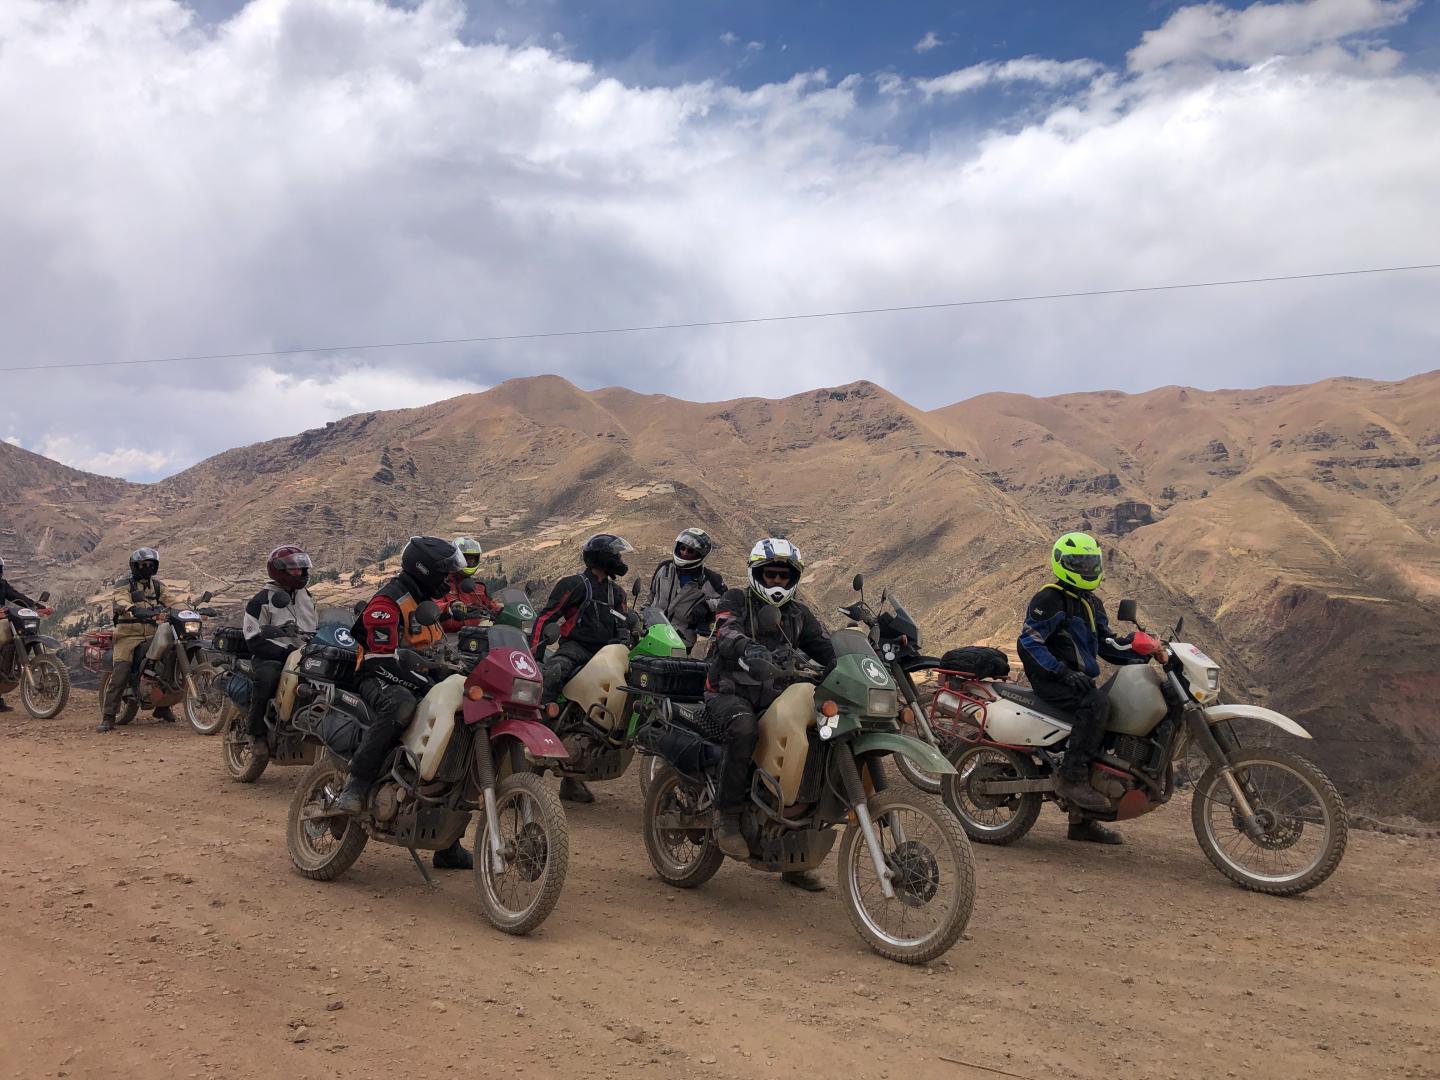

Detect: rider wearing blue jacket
1018,532,1150,842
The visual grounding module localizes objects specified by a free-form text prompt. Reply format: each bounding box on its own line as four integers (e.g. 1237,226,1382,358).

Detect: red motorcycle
286,617,572,935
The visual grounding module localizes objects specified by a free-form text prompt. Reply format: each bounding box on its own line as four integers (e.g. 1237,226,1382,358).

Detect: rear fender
491,717,569,760
1203,703,1311,740
849,731,956,775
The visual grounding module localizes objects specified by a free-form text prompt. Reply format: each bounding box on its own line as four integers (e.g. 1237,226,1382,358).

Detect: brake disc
888,840,940,907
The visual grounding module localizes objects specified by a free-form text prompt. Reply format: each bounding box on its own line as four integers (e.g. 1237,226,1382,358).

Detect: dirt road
3,693,1437,1080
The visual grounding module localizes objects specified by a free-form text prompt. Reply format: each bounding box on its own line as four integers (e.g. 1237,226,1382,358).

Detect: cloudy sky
3,0,1438,480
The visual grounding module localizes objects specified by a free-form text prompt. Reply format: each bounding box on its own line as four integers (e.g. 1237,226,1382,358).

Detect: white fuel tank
274,648,304,722
983,698,1072,748
1106,664,1167,736
561,643,630,731
402,674,468,782
754,682,817,805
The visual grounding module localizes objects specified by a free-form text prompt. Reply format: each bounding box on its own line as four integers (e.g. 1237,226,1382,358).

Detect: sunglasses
760,567,792,583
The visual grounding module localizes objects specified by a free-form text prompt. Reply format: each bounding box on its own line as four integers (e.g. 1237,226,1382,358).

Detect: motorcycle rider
708,538,836,890
0,555,42,713
530,533,637,804
643,528,725,651
99,548,179,732
439,536,501,634
335,536,474,869
241,545,320,764
1018,531,1158,844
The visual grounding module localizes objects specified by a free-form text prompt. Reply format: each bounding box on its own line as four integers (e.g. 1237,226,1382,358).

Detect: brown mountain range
5,371,1438,813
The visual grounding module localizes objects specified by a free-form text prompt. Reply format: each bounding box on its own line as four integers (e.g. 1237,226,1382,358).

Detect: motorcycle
943,599,1348,896
286,601,571,935
98,592,221,728
636,611,977,964
837,574,967,795
0,591,70,719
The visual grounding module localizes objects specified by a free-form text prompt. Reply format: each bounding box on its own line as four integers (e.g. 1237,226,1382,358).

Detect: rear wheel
20,653,69,719
287,757,368,880
943,745,1043,845
222,708,268,782
643,765,724,888
838,789,976,964
184,663,228,735
1191,747,1347,896
636,753,664,800
473,772,569,935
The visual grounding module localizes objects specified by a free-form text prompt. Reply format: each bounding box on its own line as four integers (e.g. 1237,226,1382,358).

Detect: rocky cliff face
6,370,1438,812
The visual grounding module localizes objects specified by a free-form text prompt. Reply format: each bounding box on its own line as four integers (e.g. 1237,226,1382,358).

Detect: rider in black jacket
0,555,41,713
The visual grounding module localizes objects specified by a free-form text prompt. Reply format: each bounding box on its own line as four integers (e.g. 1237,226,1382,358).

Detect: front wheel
643,765,724,888
473,772,570,935
184,663,228,735
287,756,368,880
222,708,268,782
943,745,1043,845
636,753,665,800
838,789,976,964
1191,747,1347,896
21,653,70,719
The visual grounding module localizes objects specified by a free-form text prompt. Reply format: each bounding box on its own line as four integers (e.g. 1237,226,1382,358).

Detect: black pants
706,691,763,813
246,643,290,738
540,640,599,705
350,676,419,784
1029,669,1111,781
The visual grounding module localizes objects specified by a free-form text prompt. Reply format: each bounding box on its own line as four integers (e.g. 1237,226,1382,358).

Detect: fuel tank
754,682,816,805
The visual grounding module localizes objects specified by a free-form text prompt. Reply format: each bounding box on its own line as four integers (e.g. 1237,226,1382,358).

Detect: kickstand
408,848,437,889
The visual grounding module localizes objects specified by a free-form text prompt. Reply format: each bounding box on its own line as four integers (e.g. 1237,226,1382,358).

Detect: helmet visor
463,551,481,568
273,552,312,571
1058,553,1102,581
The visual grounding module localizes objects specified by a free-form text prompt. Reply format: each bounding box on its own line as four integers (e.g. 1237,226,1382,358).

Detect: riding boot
1055,770,1109,813
714,813,748,859
0,696,12,713
1067,816,1123,845
334,777,371,816
433,839,474,870
97,714,116,733
248,736,270,763
153,705,176,723
780,871,826,892
559,777,595,804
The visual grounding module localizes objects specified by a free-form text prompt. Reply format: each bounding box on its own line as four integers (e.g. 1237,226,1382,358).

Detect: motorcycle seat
992,683,1075,724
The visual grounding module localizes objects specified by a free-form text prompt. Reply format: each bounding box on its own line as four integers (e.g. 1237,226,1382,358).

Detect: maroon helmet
266,545,312,591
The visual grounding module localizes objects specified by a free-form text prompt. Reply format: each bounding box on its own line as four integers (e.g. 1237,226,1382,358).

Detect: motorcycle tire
116,700,139,726
473,772,570,936
20,653,70,719
943,745,1043,845
1191,746,1347,897
636,753,664,800
184,664,228,736
222,713,268,783
287,756,368,881
837,789,976,965
642,765,724,889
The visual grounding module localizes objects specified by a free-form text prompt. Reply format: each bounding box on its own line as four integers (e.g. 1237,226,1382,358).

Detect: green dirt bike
635,616,977,965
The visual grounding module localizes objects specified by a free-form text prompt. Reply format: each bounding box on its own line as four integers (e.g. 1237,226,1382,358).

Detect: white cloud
1,0,1437,480
719,30,739,47
916,56,1104,96
914,31,942,54
3,435,21,447
1129,0,1415,71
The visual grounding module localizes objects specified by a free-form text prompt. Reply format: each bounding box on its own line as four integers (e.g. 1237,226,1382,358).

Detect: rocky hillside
5,371,1438,812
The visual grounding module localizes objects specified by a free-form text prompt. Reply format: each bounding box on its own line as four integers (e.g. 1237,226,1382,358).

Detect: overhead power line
5,262,1437,375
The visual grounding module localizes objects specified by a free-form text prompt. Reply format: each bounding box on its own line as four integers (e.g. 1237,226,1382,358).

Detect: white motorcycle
942,599,1347,896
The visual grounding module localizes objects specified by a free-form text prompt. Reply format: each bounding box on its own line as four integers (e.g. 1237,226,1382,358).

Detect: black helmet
672,528,713,569
129,547,159,581
582,534,635,577
401,536,464,599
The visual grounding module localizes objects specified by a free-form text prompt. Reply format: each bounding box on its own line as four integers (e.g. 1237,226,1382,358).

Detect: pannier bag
939,646,1010,680
317,690,372,756
224,670,253,708
299,640,358,684
211,626,250,657
628,656,708,701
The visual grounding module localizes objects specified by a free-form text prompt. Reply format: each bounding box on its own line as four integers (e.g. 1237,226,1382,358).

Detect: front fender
28,636,62,651
491,717,569,760
849,731,956,775
1204,703,1312,740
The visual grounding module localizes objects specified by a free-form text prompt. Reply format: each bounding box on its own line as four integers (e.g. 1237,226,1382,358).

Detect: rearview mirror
460,579,476,594
270,590,291,609
199,590,213,604
1116,599,1137,624
414,600,441,626
851,573,864,593
755,604,782,635
39,591,50,604
353,600,367,616
1174,615,1185,638
631,578,641,599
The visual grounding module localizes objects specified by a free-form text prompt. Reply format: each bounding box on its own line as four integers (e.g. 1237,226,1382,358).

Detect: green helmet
1052,532,1103,591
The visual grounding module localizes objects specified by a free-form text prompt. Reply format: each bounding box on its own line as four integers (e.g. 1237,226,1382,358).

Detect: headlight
184,621,202,634
511,678,542,706
866,688,898,716
1205,668,1219,692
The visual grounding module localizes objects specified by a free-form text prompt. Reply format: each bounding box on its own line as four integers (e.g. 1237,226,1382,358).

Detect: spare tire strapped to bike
938,646,1010,681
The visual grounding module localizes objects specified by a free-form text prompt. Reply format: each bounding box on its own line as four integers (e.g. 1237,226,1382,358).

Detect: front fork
894,667,940,748
1184,703,1266,839
836,745,897,899
473,736,509,875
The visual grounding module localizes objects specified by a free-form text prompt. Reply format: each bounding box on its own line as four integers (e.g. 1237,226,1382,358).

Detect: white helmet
748,538,803,607
672,528,713,569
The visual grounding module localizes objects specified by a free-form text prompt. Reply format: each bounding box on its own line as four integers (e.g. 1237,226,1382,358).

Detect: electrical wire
4,262,1437,374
